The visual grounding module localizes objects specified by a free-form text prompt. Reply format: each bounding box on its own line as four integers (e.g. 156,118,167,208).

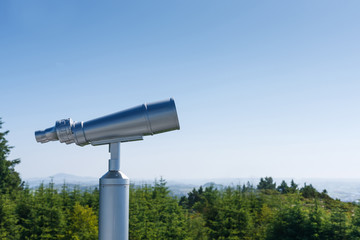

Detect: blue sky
1,1,360,180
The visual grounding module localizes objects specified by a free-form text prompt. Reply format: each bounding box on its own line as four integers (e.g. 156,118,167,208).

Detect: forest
1,120,360,240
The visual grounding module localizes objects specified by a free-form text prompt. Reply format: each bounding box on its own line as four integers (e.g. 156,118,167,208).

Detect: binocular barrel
35,99,180,146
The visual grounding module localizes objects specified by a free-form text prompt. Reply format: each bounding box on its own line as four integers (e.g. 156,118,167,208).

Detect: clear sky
1,1,360,180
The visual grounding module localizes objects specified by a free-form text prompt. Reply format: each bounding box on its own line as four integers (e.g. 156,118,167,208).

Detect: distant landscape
25,173,360,202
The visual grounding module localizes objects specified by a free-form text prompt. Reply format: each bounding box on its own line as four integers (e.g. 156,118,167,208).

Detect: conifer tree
277,180,290,194
257,177,276,191
0,118,23,195
66,202,98,240
0,194,20,239
16,186,34,239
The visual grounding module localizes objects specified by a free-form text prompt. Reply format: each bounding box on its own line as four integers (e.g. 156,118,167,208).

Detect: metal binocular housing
35,98,180,146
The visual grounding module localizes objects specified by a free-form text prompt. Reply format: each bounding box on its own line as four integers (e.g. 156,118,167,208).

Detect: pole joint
109,142,120,171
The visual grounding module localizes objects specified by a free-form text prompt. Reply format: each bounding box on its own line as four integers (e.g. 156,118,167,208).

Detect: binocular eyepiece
35,99,180,146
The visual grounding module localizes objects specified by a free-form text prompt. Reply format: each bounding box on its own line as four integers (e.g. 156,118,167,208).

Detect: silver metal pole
99,142,129,240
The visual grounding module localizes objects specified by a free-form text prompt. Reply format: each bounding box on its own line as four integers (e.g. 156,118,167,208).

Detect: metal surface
34,98,181,240
99,172,129,240
91,136,143,146
35,99,180,146
99,143,129,240
109,142,120,171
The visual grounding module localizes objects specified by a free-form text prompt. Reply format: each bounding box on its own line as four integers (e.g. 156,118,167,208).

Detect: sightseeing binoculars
35,98,180,146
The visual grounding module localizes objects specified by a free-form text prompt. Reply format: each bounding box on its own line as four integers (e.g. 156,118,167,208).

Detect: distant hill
25,173,98,188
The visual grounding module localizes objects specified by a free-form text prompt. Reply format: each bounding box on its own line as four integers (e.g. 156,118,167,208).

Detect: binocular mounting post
95,136,143,240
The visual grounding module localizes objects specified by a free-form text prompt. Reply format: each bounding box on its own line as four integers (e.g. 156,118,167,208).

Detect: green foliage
306,201,327,240
349,206,360,239
179,179,359,240
0,119,23,195
277,180,290,194
324,208,349,240
16,186,35,239
65,202,98,240
129,178,189,239
1,175,360,239
301,183,319,199
266,202,308,240
29,183,66,239
0,194,20,239
185,213,209,240
257,177,276,191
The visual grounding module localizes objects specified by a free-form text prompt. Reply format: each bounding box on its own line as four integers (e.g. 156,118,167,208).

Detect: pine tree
16,186,35,239
277,180,290,194
300,183,318,198
257,177,276,191
65,202,98,240
289,180,298,193
0,118,23,195
0,194,20,239
30,183,66,239
306,200,326,240
129,180,189,240
266,203,308,240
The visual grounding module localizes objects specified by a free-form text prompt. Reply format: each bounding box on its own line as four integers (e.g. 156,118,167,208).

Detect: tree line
1,119,360,239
